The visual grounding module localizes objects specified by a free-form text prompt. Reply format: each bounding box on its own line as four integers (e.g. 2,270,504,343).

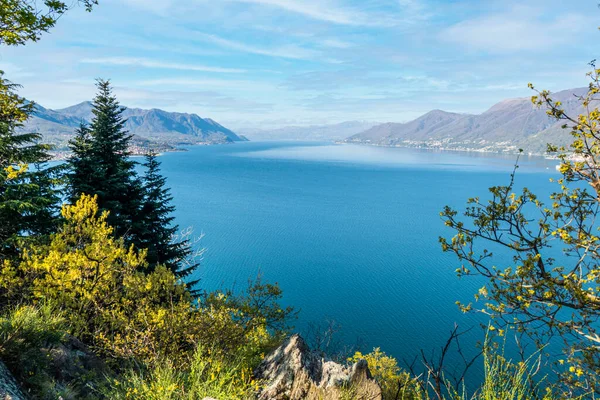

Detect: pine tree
0,73,61,261
66,81,197,282
67,79,144,240
139,152,196,278
66,122,96,201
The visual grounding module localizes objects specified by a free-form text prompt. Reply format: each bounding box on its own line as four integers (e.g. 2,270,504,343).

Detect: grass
105,345,258,400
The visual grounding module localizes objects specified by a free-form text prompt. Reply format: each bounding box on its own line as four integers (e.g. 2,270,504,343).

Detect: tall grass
474,342,549,400
372,332,579,400
108,330,592,400
0,303,67,397
106,345,257,400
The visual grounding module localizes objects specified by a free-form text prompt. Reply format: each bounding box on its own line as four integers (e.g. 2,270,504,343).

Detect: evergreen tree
67,81,197,282
0,73,61,261
66,122,96,201
67,79,144,240
139,152,196,278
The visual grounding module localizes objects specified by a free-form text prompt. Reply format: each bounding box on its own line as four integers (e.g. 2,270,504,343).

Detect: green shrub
349,347,420,399
468,336,565,400
105,345,258,400
0,195,291,370
0,303,66,396
347,335,581,400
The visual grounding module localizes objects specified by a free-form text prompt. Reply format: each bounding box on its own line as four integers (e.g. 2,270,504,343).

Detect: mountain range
345,87,589,154
26,101,245,150
28,87,589,155
240,121,378,142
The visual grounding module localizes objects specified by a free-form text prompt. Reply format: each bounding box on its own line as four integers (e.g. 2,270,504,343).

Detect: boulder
46,335,110,396
0,361,25,400
255,334,382,400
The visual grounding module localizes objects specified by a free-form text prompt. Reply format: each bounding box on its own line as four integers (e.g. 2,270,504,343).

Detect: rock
0,361,25,400
254,334,382,400
46,335,110,397
49,335,106,381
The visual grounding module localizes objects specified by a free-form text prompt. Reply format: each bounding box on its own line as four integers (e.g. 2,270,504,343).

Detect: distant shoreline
336,140,557,159
47,139,244,161
49,146,188,161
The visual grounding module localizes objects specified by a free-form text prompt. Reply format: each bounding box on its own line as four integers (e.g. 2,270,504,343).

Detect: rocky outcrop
47,335,109,395
0,361,25,400
0,335,109,399
255,335,382,400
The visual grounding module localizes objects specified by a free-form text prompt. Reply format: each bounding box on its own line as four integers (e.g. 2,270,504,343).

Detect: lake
158,141,558,373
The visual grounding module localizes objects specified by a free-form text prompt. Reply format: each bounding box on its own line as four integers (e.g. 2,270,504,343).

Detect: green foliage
347,337,572,400
0,0,97,46
0,72,61,268
105,346,258,400
18,194,147,343
0,194,291,370
138,152,195,278
67,79,144,242
201,277,296,366
0,71,32,123
440,65,600,394
0,0,95,276
66,123,95,203
349,347,419,400
475,347,549,400
9,194,191,363
211,276,297,333
0,303,67,396
67,82,196,280
0,3,299,398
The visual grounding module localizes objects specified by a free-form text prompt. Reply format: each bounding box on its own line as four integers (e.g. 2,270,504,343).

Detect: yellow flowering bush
3,163,27,180
0,194,289,370
349,347,419,399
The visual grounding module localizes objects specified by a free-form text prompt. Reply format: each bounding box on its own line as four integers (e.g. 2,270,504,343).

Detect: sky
1,0,599,129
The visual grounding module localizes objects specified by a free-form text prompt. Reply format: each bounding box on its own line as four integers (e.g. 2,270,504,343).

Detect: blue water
158,141,558,372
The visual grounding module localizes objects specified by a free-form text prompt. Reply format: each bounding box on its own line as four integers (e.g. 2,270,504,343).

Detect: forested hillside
26,101,245,150
346,87,588,153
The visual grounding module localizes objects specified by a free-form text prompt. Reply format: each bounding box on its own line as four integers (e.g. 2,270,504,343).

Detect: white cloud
441,7,589,53
321,39,353,49
195,33,321,60
0,62,34,79
134,77,280,92
120,0,386,26
119,0,175,14
225,0,393,26
227,0,357,25
80,57,246,73
398,0,425,14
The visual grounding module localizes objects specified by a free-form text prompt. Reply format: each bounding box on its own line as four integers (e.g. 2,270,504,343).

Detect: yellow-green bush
105,345,259,400
0,194,290,370
349,347,420,399
473,339,557,400
4,195,188,364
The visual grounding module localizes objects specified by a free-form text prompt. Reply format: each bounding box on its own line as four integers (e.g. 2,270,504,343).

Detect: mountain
25,101,245,149
345,88,589,153
240,121,378,142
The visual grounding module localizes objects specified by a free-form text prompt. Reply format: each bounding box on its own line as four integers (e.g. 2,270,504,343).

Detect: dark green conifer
66,122,95,201
0,74,61,261
67,80,197,282
67,79,144,240
139,152,197,279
